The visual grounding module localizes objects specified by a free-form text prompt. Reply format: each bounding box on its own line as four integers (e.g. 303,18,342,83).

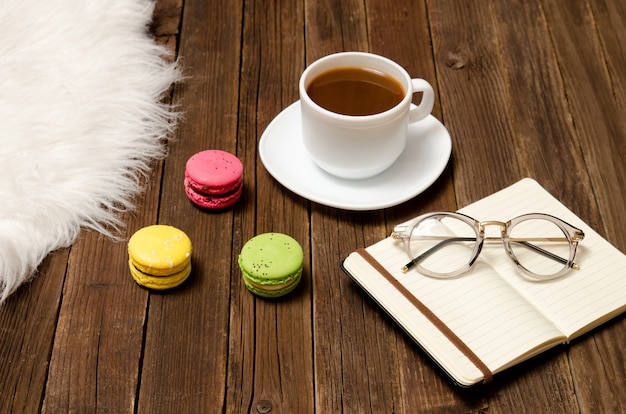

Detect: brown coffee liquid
306,67,405,116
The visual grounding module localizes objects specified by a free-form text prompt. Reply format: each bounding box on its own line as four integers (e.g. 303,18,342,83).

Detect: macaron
238,233,304,298
128,225,192,290
184,149,243,209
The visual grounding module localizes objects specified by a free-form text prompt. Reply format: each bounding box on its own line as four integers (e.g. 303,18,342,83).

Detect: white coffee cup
299,52,435,180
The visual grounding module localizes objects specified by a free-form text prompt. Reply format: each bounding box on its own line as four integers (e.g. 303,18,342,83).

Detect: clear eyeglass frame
391,211,585,280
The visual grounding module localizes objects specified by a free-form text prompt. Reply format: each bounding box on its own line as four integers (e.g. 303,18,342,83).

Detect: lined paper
343,178,626,386
347,237,564,385
459,178,626,338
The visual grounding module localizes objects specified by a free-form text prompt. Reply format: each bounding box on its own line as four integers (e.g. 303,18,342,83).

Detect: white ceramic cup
299,52,435,180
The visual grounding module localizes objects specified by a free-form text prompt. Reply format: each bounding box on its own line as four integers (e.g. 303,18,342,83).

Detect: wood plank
304,0,369,61
37,159,163,413
482,2,597,411
490,0,598,220
428,0,589,411
540,0,626,411
136,0,242,411
429,1,523,207
0,250,67,413
151,0,182,37
41,227,151,413
38,162,164,413
367,0,484,411
304,0,477,411
301,1,376,411
542,0,626,247
590,0,626,100
312,208,389,412
225,0,313,412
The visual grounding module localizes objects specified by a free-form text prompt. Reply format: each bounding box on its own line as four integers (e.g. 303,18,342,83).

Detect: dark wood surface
2,0,625,412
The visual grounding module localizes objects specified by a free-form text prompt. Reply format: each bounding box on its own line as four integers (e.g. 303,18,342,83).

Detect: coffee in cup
305,66,405,116
299,52,434,180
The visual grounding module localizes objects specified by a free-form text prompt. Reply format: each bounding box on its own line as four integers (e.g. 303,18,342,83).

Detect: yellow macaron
128,225,192,290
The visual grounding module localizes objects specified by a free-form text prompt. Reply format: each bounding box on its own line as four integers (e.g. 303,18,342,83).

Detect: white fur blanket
0,0,181,302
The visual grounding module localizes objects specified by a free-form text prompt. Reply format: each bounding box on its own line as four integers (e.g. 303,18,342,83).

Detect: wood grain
137,0,242,411
0,250,67,413
1,0,624,412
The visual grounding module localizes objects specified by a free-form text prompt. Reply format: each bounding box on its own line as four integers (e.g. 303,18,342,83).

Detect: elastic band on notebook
356,248,493,384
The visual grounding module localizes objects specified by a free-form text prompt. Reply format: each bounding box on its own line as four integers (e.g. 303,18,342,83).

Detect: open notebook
342,178,626,386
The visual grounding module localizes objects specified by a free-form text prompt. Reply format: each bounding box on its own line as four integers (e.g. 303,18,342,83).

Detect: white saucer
258,101,452,210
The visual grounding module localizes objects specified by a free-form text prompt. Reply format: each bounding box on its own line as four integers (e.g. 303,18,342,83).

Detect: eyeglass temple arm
511,241,580,270
401,237,578,273
402,237,474,272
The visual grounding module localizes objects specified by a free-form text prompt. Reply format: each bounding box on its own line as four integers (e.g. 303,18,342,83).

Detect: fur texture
0,0,182,302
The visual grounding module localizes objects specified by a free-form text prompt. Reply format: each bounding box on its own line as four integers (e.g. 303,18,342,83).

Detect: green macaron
238,232,304,298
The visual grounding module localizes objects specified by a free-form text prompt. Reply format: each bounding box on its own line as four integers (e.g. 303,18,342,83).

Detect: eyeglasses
391,212,585,280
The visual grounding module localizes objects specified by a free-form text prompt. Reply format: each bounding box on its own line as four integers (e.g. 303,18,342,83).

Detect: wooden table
2,0,625,412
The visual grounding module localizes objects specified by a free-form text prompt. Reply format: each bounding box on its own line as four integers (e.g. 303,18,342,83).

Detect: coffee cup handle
408,78,435,124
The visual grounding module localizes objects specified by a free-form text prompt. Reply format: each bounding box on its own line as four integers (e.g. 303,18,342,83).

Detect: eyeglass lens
407,215,478,276
508,218,571,277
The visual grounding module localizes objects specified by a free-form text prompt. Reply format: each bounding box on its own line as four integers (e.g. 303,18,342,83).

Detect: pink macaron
184,149,243,209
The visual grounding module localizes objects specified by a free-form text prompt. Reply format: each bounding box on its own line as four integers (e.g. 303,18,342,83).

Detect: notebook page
459,178,626,338
344,236,565,385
